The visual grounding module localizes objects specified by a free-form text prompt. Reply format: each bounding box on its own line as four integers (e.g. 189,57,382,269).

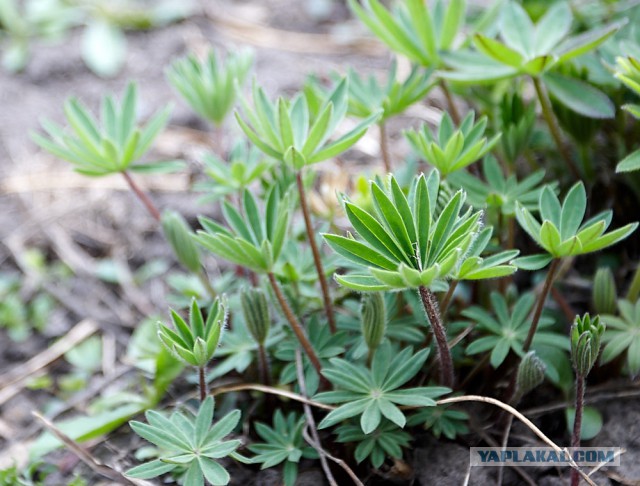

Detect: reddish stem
419,286,454,388
295,171,336,333
199,366,207,403
570,376,585,486
121,171,161,222
523,258,561,353
268,272,323,376
379,122,392,173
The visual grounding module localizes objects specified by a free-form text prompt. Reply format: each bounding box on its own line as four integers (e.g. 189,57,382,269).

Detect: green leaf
565,406,603,441
323,234,397,270
499,1,534,57
533,1,572,56
543,73,615,119
513,254,553,270
440,0,465,50
559,182,586,240
474,34,523,68
554,21,625,64
126,459,176,479
616,149,640,173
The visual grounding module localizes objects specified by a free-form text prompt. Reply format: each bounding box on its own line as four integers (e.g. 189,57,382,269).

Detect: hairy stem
268,272,323,375
570,375,585,486
198,366,207,402
379,122,392,173
419,286,454,388
531,76,581,179
121,171,161,221
523,258,561,353
296,171,336,333
439,80,461,125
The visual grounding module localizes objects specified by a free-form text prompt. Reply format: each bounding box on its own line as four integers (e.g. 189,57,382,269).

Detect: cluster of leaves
17,0,640,484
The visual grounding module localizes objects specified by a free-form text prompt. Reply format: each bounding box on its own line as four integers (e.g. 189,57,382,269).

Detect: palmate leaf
315,343,449,434
167,49,253,126
325,171,516,292
236,78,379,168
126,397,240,485
442,0,624,105
348,0,466,68
33,83,172,176
515,181,638,260
195,186,291,274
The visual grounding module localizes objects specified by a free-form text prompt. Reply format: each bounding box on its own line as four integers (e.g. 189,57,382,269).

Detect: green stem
379,121,392,173
267,272,323,376
198,366,207,403
121,171,161,221
531,76,581,180
419,286,454,388
570,375,585,486
523,258,561,353
197,269,218,300
295,171,337,333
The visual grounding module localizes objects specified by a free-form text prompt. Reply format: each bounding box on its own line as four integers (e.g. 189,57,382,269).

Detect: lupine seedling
404,111,500,177
157,298,226,401
32,83,176,221
442,1,622,176
236,78,380,333
193,187,325,376
407,405,469,440
514,181,637,354
307,61,433,171
335,419,412,468
348,0,466,120
248,410,318,486
315,342,449,434
464,292,568,379
167,49,253,128
126,396,241,486
323,171,516,386
448,156,551,217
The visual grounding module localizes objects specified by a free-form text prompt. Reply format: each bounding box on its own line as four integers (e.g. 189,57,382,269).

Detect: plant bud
361,293,386,352
571,314,605,376
193,337,209,367
592,267,617,315
515,351,546,402
161,210,201,273
241,288,271,345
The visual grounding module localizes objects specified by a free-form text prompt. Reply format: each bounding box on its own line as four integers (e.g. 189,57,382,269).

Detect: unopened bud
571,314,605,377
592,268,617,315
515,351,546,402
361,293,386,352
241,288,271,345
162,210,201,273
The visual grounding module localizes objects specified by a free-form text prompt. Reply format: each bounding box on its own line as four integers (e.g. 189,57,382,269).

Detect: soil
0,1,639,485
